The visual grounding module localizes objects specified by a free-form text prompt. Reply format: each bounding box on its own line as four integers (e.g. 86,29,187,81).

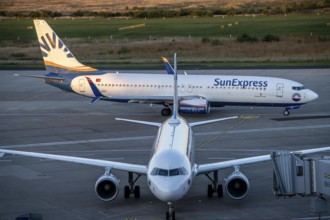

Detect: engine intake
95,174,120,202
224,170,250,200
179,98,210,114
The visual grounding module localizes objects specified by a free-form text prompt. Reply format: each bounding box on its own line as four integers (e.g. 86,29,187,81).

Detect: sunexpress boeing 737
21,20,318,116
2,54,330,219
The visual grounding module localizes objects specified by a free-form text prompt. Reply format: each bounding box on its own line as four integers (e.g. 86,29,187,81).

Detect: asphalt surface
0,69,330,220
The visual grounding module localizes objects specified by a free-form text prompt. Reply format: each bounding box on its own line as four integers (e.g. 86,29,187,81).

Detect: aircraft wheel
161,108,172,116
166,211,175,220
217,184,223,198
283,110,290,116
124,186,130,198
207,184,213,197
134,186,140,198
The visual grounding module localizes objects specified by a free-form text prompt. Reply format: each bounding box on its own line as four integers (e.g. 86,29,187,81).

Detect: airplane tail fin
172,53,179,120
34,20,98,74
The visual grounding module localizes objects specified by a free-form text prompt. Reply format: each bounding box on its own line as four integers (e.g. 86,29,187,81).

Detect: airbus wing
196,146,330,175
0,149,147,175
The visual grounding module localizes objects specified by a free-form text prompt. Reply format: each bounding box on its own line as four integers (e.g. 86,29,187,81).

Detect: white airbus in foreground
2,54,329,219
18,20,318,116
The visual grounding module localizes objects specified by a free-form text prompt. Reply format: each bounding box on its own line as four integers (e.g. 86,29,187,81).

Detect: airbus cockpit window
151,167,188,176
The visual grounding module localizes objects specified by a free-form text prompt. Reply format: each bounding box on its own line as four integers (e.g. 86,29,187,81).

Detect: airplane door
79,79,85,93
276,83,284,97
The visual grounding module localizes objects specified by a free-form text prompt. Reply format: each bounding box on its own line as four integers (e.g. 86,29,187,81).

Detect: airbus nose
149,176,190,202
308,90,319,102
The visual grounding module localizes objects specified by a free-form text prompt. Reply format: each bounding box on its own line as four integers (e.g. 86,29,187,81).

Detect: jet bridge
271,151,330,216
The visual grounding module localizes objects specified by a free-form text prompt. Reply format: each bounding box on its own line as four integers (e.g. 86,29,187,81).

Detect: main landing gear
124,172,141,199
161,107,172,117
205,171,223,198
283,110,290,116
166,202,176,220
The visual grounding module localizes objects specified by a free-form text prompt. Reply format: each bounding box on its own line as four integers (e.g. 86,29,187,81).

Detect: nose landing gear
166,202,175,220
283,106,300,116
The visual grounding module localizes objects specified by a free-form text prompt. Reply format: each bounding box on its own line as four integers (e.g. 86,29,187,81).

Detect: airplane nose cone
150,177,189,202
308,90,319,102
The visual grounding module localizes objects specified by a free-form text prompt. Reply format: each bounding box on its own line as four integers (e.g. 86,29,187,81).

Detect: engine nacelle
224,171,250,200
179,99,210,114
95,174,120,202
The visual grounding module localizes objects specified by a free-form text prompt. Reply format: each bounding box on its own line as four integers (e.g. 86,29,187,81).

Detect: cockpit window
292,86,305,91
151,167,188,176
169,169,179,176
159,169,169,176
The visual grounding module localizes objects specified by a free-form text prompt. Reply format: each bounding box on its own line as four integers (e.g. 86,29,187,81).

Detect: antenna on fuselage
169,53,180,125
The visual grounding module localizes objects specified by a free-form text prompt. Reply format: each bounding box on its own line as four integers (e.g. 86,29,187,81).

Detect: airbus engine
224,171,250,200
178,99,210,114
95,174,120,202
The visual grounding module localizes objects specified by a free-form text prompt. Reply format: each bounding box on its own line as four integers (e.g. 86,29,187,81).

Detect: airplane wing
0,149,147,175
196,146,330,175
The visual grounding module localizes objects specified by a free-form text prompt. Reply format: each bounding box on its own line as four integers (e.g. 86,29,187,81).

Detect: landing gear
166,202,175,220
283,110,290,116
283,106,300,116
205,171,223,198
124,172,141,199
161,107,172,117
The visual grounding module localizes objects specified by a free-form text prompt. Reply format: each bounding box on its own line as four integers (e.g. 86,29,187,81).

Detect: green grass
1,14,329,41
1,14,329,68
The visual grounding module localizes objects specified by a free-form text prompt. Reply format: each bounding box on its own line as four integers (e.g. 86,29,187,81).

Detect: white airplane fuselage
147,116,194,202
68,73,318,108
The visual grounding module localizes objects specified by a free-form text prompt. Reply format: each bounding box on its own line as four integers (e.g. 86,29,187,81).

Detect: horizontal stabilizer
190,116,238,127
116,118,162,127
14,74,64,81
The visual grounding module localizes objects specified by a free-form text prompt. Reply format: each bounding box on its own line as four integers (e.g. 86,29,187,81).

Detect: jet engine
95,174,120,202
224,169,250,200
178,98,210,114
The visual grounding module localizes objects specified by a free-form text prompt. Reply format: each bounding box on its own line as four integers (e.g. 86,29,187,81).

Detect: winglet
162,56,174,75
90,96,102,104
85,77,104,103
